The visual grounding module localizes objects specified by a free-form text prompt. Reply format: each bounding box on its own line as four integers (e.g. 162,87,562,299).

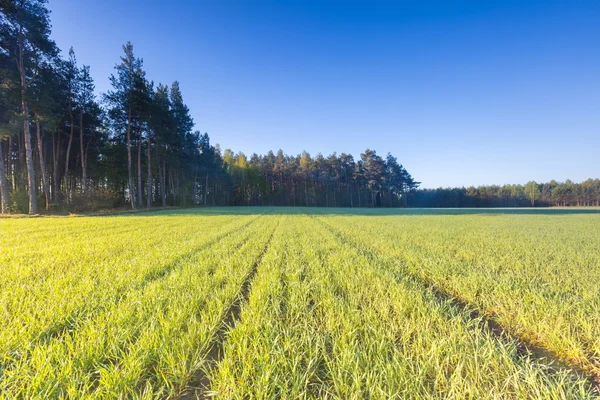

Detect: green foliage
5,189,44,213
69,188,125,211
7,189,29,213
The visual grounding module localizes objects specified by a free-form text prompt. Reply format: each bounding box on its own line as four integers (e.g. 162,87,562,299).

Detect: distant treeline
218,149,417,208
411,179,600,208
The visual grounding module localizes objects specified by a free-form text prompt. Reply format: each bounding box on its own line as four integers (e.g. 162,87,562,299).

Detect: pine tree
106,42,144,208
1,0,58,213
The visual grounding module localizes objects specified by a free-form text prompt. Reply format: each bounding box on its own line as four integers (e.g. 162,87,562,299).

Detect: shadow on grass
120,206,600,217
6,206,598,219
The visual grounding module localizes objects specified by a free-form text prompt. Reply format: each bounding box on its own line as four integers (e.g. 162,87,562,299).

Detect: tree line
412,179,600,208
1,1,596,214
219,149,418,207
0,0,420,214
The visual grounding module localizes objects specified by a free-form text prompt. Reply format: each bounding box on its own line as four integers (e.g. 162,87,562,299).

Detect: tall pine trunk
304,180,308,206
20,90,36,214
193,174,197,205
17,28,37,214
79,110,88,195
52,127,61,204
154,140,160,205
137,131,143,207
348,183,353,207
204,173,208,206
172,169,179,205
65,109,74,208
146,135,152,208
8,136,15,191
35,120,50,209
126,108,135,208
372,189,376,207
0,140,10,213
161,158,167,207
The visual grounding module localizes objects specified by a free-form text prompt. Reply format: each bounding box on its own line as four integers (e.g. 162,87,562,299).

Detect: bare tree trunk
17,28,37,214
137,131,143,207
79,110,88,195
332,184,336,207
146,135,152,208
18,133,24,186
204,173,208,206
35,120,50,209
51,130,56,202
304,180,308,206
154,177,159,204
126,110,135,208
154,141,160,205
172,169,178,205
23,116,37,214
348,183,353,207
52,127,61,204
161,159,167,207
169,168,174,205
65,109,74,208
8,136,15,191
0,140,10,213
193,173,197,205
19,105,36,213
157,158,163,206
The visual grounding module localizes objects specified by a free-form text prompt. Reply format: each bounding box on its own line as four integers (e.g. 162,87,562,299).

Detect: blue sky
49,0,599,188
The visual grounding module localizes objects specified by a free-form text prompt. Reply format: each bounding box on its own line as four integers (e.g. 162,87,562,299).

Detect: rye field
1,208,599,399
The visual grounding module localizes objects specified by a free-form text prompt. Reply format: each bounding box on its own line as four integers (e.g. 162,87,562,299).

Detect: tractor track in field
0,215,264,374
310,215,600,394
179,218,281,400
85,220,267,395
82,216,269,395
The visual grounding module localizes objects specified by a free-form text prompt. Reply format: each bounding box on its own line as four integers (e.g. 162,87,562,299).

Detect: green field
1,208,599,399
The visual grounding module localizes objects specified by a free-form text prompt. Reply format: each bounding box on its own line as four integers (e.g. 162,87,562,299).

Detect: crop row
313,212,600,389
206,215,595,399
0,214,278,398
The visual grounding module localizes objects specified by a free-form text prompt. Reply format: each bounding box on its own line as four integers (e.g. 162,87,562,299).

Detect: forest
0,0,420,214
1,1,597,214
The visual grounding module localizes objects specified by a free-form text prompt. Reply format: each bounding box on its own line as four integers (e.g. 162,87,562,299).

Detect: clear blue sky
49,0,599,188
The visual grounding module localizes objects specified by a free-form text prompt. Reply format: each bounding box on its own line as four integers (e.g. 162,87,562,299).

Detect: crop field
1,208,599,399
